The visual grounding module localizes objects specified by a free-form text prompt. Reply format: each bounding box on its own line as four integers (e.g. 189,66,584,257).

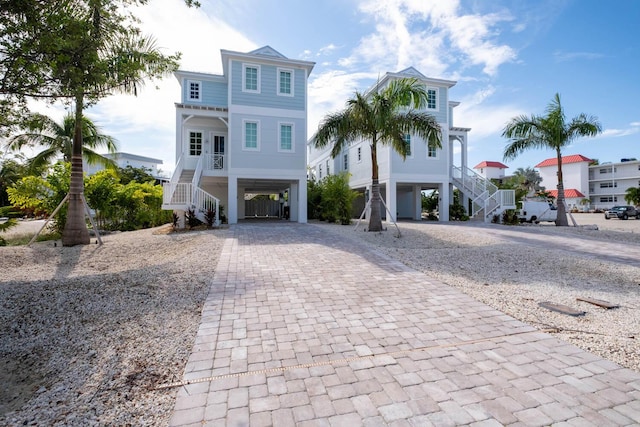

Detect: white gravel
0,225,227,427
1,213,638,426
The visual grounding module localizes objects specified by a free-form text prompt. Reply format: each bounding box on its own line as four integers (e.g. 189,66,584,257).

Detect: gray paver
169,223,640,426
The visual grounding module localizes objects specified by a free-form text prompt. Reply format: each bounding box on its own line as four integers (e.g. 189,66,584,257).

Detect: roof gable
547,189,585,198
248,45,287,59
535,154,592,168
474,161,508,169
396,67,427,79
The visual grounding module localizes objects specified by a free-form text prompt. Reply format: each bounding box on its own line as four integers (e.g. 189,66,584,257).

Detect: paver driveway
168,223,640,426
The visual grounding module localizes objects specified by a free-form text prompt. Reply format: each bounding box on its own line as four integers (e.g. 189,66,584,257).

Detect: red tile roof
535,154,592,168
547,189,586,198
474,161,509,169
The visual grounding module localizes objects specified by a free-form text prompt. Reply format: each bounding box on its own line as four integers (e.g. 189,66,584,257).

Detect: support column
228,176,238,224
385,180,397,223
413,185,422,220
439,182,450,221
289,182,299,222
297,179,307,223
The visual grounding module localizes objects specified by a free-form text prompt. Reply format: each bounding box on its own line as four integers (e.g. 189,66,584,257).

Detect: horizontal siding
230,61,305,111
228,113,306,171
427,86,447,123
181,79,228,107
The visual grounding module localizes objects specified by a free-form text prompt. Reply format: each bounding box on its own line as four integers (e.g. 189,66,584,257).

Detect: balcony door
212,134,225,169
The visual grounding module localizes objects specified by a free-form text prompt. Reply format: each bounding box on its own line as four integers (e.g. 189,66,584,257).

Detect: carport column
413,185,422,220
385,179,396,223
228,176,238,224
297,179,307,223
289,182,298,222
439,182,450,221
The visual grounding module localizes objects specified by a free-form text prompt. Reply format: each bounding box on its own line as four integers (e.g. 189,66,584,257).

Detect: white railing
192,154,204,189
451,165,515,221
192,186,220,225
163,156,184,205
163,182,191,205
205,153,225,171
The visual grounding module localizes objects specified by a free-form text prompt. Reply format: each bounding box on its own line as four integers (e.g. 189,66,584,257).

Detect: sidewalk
168,222,640,426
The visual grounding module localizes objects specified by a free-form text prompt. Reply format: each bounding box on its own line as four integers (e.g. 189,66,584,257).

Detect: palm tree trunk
368,141,383,232
555,149,569,226
62,94,90,246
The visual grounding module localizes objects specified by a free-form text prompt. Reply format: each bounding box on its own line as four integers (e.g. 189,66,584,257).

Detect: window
600,182,617,188
403,134,412,157
357,147,362,162
243,64,260,92
343,153,348,170
278,68,293,96
426,88,437,110
600,196,617,203
319,164,322,179
326,160,330,176
187,80,201,101
243,121,259,150
599,167,616,174
189,131,202,156
279,123,293,152
427,144,437,158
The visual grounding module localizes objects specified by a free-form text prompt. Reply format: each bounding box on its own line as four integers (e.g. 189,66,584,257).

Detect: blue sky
30,0,640,175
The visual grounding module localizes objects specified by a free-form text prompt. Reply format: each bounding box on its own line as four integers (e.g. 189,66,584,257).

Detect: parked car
604,205,639,220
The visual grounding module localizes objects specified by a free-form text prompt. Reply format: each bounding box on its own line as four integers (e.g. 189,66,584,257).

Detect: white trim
242,120,260,151
242,63,261,93
277,122,295,153
186,79,202,102
277,67,294,97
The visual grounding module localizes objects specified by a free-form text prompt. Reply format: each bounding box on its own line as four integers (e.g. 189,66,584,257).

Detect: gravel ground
0,225,227,427
0,213,638,426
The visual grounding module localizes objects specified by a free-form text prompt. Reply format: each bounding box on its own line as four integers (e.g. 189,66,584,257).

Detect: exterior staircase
451,165,516,222
162,156,221,226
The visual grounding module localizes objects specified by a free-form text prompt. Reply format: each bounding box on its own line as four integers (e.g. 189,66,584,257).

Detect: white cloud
455,87,525,140
553,50,605,62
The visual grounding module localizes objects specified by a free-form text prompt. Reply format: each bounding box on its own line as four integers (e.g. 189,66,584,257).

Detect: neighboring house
535,154,591,209
588,158,640,210
308,67,515,222
162,46,315,225
84,152,164,178
473,161,509,182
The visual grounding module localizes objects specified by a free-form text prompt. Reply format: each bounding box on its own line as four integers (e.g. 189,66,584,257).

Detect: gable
396,67,427,79
248,46,287,59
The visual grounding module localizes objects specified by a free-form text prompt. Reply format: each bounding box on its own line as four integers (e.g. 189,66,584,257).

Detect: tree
512,166,543,196
502,93,601,226
625,187,640,206
1,0,196,245
5,113,118,173
118,165,155,185
312,78,441,232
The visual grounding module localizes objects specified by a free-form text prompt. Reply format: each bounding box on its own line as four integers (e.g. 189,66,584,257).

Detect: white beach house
307,67,515,222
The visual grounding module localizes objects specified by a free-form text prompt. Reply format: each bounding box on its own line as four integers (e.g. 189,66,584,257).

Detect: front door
213,135,225,169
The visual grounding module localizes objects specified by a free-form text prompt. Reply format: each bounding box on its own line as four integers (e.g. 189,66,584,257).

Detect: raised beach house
162,46,315,225
307,67,515,222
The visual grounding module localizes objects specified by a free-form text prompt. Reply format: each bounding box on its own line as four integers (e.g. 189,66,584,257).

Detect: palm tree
313,78,441,232
625,186,640,206
502,93,601,226
513,166,543,196
5,113,118,173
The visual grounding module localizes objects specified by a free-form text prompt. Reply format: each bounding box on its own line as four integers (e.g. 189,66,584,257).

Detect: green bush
317,173,359,225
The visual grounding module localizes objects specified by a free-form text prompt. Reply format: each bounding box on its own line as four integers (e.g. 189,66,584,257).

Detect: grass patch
1,232,61,246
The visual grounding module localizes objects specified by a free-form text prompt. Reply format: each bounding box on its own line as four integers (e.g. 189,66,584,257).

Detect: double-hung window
243,121,259,151
187,80,201,101
189,131,202,156
402,134,412,157
426,87,437,110
427,144,437,158
243,64,260,93
343,153,348,170
357,147,362,162
279,123,293,152
278,68,293,96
